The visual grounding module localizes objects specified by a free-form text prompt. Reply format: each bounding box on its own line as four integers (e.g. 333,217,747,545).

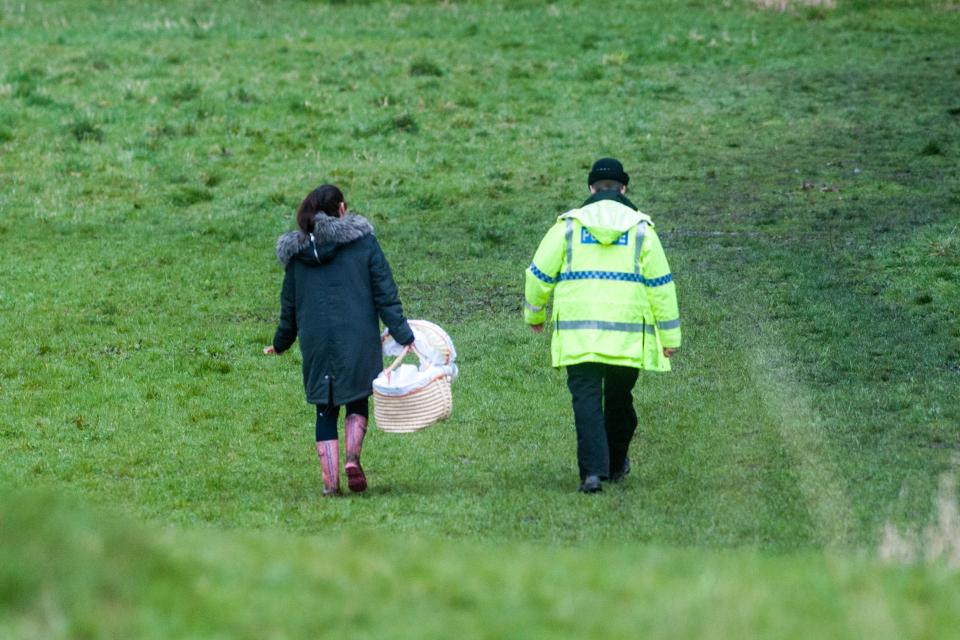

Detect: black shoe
578,475,602,493
610,457,631,483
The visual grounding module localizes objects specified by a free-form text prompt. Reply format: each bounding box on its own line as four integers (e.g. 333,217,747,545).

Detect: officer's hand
663,347,677,358
530,323,544,334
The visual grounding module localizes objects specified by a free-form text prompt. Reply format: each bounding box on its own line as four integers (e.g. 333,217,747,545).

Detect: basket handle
383,343,423,378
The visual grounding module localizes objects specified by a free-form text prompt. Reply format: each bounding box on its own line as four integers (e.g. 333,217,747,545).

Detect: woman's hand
263,345,277,355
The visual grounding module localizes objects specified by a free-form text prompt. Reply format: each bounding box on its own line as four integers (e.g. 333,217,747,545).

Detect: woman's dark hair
297,184,345,234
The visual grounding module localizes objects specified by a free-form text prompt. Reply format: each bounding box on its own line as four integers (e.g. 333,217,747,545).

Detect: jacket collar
310,213,374,245
275,213,373,266
581,189,638,210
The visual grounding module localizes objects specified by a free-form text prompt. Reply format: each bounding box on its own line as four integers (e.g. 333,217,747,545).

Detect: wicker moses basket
373,321,458,433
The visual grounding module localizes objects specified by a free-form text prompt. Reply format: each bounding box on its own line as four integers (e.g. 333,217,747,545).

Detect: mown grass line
747,335,857,549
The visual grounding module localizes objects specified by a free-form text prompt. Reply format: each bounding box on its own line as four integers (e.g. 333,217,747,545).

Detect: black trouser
315,398,368,442
566,363,640,481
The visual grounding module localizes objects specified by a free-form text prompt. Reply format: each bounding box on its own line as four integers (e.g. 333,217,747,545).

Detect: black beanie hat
588,157,630,187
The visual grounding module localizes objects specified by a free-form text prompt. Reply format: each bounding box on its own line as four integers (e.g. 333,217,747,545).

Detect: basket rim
373,373,452,399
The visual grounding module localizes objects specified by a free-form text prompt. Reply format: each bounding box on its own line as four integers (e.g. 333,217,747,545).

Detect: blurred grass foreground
2,485,960,639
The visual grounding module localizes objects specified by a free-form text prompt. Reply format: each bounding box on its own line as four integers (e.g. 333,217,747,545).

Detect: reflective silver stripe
564,218,574,272
634,221,647,275
657,318,681,330
555,320,655,334
524,300,544,313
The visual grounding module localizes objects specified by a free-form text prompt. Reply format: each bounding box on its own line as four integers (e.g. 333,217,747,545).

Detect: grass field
2,0,959,637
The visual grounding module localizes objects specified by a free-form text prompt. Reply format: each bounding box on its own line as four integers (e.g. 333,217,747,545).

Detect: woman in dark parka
265,184,414,495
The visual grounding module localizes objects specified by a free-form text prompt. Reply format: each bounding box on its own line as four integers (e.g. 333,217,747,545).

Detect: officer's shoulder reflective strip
529,262,557,284
555,319,656,334
524,300,544,313
634,221,648,275
564,218,574,272
657,318,681,330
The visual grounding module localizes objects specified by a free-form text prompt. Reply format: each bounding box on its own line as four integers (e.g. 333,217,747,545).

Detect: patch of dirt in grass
880,458,960,569
753,0,835,10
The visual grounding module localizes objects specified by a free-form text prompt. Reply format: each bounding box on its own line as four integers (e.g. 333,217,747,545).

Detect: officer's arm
641,228,681,349
524,222,565,325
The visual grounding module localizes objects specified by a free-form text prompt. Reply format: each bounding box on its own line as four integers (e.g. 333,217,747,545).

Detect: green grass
3,487,960,639
2,0,960,636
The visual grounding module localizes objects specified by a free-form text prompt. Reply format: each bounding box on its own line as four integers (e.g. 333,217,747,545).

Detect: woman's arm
369,238,414,346
271,265,298,353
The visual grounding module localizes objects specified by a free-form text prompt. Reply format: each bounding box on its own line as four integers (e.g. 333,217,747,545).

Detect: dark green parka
272,213,414,406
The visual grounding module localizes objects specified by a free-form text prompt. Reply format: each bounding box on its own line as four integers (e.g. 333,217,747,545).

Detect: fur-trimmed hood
275,213,374,266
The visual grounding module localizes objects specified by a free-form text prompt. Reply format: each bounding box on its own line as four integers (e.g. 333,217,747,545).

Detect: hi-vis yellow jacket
524,192,681,371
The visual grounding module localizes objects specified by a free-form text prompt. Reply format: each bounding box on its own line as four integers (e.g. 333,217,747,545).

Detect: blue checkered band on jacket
557,270,673,287
529,263,558,284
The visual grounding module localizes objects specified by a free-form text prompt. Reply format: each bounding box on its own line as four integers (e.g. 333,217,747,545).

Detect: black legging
315,398,369,442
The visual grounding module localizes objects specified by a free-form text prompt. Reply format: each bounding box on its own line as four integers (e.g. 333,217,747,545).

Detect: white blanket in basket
373,362,458,397
376,320,458,397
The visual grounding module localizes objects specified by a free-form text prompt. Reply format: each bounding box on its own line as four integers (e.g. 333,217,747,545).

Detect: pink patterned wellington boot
316,439,341,496
344,414,368,493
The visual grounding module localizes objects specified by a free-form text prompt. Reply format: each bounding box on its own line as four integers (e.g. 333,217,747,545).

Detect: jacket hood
275,213,374,266
560,192,652,245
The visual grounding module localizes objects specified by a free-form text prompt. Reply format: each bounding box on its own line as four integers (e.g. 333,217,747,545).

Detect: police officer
524,158,681,493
